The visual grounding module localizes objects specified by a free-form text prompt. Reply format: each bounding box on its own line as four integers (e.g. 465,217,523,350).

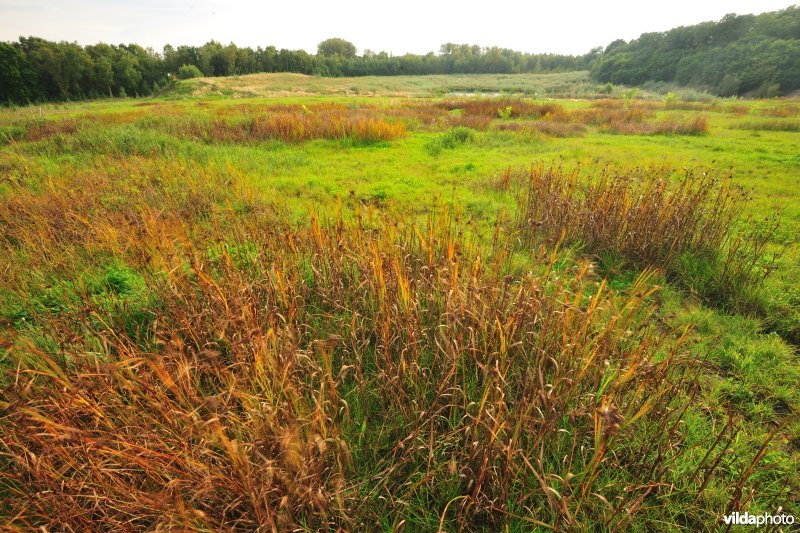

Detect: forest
2,5,800,104
592,5,800,97
0,38,594,104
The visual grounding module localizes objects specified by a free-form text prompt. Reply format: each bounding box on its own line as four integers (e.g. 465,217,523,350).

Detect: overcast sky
0,1,796,55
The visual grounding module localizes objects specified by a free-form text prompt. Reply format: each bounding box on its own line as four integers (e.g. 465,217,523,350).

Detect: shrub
176,64,203,80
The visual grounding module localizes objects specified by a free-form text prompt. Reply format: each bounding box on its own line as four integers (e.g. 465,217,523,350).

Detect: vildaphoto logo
722,511,795,527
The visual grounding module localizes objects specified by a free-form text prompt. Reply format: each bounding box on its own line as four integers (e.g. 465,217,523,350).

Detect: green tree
177,64,203,79
317,38,356,58
0,42,36,104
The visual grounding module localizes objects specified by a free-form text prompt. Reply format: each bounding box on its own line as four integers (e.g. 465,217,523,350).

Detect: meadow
1,72,799,530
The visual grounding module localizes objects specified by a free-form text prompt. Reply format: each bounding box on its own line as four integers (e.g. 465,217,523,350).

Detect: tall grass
0,97,794,529
734,120,800,132
600,116,709,135
160,109,406,144
0,184,773,529
439,98,563,119
517,165,779,309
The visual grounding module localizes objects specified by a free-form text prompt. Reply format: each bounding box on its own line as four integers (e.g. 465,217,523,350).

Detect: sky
0,0,796,56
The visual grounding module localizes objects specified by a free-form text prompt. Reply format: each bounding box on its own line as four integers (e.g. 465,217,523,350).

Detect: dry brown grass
439,98,563,119
21,118,79,141
516,165,778,302
0,161,761,528
734,119,800,132
600,116,709,135
518,165,737,267
493,120,586,137
759,104,800,117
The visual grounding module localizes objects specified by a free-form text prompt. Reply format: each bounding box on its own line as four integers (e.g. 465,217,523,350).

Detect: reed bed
759,104,800,118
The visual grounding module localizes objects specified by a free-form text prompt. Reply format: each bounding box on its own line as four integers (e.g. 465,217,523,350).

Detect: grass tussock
601,116,709,135
517,165,778,306
439,98,563,119
21,118,79,142
493,120,587,137
759,104,800,118
178,110,406,144
734,120,800,132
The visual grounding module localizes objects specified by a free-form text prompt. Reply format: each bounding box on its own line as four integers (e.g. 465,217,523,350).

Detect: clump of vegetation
759,104,800,118
439,98,563,119
517,165,779,308
425,126,476,155
575,101,655,125
176,64,203,80
734,120,800,132
137,106,406,144
601,116,709,135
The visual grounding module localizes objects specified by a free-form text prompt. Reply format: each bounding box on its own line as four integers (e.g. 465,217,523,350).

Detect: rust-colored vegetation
0,157,772,529
517,165,778,301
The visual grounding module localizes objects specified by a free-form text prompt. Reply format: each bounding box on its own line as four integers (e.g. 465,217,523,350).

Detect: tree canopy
317,38,357,58
591,5,800,96
0,37,592,105
2,5,800,105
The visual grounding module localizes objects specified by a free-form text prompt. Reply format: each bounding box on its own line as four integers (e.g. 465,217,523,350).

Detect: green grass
1,75,799,529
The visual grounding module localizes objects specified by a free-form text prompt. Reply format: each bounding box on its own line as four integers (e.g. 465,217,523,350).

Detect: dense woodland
1,5,799,104
592,5,800,97
0,38,593,104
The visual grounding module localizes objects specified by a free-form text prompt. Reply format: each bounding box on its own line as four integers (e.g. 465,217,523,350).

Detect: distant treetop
317,38,357,58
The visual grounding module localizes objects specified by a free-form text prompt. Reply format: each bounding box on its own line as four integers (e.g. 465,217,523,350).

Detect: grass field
1,73,799,530
168,71,607,99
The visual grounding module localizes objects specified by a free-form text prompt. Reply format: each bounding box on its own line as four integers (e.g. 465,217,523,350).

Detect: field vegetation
1,75,799,530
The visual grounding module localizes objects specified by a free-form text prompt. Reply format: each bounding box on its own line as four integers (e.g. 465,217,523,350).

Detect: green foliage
176,64,203,80
317,38,357,58
1,36,600,105
0,42,37,104
497,105,513,119
592,6,800,96
425,126,476,155
663,91,680,106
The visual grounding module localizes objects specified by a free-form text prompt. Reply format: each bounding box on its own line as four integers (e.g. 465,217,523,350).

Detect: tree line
2,5,800,105
0,37,595,105
591,5,800,97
